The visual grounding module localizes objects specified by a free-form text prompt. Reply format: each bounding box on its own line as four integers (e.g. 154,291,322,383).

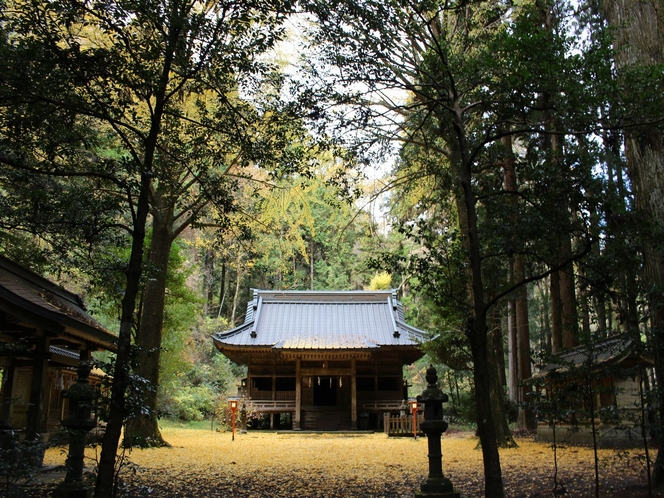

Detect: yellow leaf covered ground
42,428,658,497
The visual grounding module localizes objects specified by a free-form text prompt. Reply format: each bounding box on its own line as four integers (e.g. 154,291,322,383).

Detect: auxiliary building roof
532,335,652,378
212,289,428,352
0,255,117,351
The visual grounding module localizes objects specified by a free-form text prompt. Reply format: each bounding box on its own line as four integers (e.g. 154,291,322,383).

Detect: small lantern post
410,399,419,438
229,399,238,441
399,399,409,418
415,365,460,498
240,397,248,432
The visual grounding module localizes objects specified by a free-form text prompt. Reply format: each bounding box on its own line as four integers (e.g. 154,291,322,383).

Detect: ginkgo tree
248,162,375,291
190,144,375,300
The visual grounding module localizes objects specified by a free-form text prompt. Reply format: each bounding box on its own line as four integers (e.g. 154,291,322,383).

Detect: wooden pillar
374,356,378,398
294,359,301,430
26,334,50,441
351,358,357,430
0,360,15,425
271,371,276,430
373,356,380,430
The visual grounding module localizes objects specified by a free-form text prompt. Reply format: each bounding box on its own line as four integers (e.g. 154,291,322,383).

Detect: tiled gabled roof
213,289,428,351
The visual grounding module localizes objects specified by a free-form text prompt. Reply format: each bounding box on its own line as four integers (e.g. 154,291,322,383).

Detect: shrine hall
212,289,428,431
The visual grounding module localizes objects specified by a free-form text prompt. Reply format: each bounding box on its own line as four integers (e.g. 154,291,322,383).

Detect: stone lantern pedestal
415,365,460,498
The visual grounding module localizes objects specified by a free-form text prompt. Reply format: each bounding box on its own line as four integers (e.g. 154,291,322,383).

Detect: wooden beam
300,368,352,376
279,351,371,362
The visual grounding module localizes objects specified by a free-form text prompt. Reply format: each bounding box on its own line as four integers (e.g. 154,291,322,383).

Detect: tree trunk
124,203,173,448
204,248,214,315
536,0,578,353
602,0,664,485
537,279,552,352
455,134,505,496
502,131,535,430
487,307,516,447
578,266,591,340
495,313,507,389
94,171,151,498
231,252,242,326
514,255,535,430
507,299,519,403
559,239,578,349
218,259,227,319
621,271,641,334
469,315,505,497
550,270,563,353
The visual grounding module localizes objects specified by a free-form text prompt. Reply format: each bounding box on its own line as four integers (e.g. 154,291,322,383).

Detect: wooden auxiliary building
0,255,116,442
212,289,427,431
534,335,652,448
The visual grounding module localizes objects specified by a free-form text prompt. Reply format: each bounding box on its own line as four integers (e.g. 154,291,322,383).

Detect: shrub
168,385,216,422
0,432,44,496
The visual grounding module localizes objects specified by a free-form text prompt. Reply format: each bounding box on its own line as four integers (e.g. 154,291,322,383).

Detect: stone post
415,365,460,498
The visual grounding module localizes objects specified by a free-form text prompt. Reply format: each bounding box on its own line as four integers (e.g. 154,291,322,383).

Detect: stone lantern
415,365,460,498
53,361,96,498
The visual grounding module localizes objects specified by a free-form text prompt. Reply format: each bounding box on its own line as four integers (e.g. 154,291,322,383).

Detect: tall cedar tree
602,0,664,485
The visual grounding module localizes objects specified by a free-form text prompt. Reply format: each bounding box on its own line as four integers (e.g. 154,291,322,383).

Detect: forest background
1,0,664,497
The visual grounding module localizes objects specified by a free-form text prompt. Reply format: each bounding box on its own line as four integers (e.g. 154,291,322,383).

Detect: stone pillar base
415,477,461,498
52,484,94,498
415,492,461,498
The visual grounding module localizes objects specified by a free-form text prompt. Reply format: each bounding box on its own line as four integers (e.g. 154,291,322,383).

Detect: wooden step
302,407,351,431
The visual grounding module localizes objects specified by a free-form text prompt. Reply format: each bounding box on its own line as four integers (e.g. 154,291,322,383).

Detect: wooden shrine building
0,255,116,442
533,335,652,448
212,289,428,431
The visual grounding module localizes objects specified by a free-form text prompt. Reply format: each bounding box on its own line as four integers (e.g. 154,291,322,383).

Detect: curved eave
212,323,428,352
396,321,429,343
211,321,254,350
